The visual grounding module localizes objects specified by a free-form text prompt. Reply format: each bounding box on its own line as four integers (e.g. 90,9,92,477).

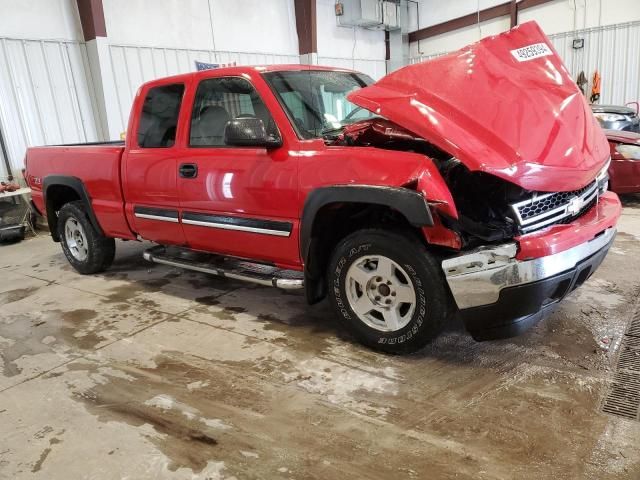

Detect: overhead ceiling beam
294,0,317,56
409,0,558,43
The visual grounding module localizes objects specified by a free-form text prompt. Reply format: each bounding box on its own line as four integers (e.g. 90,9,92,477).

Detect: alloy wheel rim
345,255,417,332
64,217,89,261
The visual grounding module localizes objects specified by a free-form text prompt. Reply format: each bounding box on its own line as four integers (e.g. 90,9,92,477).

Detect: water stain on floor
31,437,62,473
0,287,41,305
0,308,108,376
194,295,220,306
73,357,233,473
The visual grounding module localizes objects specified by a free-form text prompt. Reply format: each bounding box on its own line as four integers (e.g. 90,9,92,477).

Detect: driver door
176,75,299,267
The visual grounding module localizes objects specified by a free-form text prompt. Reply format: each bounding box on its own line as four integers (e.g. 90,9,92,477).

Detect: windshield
262,70,376,139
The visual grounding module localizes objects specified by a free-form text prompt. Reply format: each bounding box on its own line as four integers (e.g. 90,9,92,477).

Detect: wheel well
45,185,81,241
304,202,423,304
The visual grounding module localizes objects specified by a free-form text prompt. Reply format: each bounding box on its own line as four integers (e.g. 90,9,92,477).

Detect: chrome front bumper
442,227,617,310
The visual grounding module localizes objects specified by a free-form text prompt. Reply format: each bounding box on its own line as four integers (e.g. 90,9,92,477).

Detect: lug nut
375,296,381,301
391,292,396,297
376,277,382,282
385,299,392,304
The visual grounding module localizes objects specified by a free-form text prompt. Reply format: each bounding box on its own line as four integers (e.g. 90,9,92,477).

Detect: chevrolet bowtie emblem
567,196,582,215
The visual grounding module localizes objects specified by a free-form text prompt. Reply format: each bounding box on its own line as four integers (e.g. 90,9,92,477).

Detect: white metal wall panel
548,21,640,106
408,21,640,106
409,52,445,64
316,56,386,79
0,37,101,173
109,44,300,130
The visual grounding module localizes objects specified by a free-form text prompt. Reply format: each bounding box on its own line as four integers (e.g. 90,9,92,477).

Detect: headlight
615,144,640,160
593,112,628,123
596,157,610,194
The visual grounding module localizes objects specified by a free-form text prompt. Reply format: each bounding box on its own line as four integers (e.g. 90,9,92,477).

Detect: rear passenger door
176,75,299,267
122,81,188,246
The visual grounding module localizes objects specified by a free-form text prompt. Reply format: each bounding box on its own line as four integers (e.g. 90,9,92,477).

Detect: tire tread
327,228,453,353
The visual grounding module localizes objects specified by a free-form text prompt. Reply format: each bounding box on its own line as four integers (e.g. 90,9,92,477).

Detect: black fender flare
300,185,433,303
42,175,103,241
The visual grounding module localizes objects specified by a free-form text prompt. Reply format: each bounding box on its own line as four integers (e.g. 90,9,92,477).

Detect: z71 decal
510,42,553,62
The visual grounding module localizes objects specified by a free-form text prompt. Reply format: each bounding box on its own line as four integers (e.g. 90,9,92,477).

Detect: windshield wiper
320,125,345,136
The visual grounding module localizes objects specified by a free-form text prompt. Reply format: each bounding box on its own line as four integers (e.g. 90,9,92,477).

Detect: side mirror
223,117,282,148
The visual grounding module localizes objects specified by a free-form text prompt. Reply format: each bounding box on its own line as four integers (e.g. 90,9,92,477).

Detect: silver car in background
591,103,640,132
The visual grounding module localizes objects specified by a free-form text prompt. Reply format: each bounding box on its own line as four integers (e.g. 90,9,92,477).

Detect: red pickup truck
25,22,620,353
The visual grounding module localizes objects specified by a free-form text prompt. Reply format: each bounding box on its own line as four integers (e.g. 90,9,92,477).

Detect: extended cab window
190,77,277,147
263,70,375,139
137,84,184,148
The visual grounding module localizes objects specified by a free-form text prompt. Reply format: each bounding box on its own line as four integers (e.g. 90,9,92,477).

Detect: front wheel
327,229,453,354
57,201,115,274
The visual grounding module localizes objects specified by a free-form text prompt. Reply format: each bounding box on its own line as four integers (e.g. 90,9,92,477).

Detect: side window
190,77,276,147
137,84,184,148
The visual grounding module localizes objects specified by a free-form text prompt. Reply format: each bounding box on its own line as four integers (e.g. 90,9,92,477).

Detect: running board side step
142,245,304,290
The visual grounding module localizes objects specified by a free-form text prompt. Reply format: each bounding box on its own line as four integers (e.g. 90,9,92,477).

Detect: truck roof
142,64,359,89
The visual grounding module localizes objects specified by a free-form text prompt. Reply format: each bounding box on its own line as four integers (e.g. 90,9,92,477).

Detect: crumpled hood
348,21,609,192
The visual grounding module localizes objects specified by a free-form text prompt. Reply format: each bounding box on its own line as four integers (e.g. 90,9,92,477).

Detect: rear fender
42,175,103,241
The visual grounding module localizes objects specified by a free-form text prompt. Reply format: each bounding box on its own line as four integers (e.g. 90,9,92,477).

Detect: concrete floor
1,199,640,480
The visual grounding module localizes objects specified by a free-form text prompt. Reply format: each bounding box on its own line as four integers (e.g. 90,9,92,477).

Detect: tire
57,201,115,274
327,229,454,354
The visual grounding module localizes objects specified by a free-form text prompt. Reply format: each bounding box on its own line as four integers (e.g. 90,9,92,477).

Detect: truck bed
26,142,134,240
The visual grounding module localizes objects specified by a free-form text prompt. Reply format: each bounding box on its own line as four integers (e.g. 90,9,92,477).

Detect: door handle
179,163,198,178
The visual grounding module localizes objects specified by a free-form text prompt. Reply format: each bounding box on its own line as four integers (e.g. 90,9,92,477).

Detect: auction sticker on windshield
511,43,553,62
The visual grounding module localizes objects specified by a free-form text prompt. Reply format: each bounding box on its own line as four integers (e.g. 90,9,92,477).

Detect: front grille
511,179,599,233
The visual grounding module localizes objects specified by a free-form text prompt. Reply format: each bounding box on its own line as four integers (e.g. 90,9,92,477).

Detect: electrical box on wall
337,0,382,28
381,1,399,30
336,0,400,30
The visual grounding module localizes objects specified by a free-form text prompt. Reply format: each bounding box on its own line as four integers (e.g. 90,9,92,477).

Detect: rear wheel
57,201,115,274
327,229,453,353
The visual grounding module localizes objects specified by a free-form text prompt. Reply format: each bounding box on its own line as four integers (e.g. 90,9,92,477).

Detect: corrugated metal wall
548,20,640,105
317,56,387,80
409,20,640,106
409,52,444,63
0,37,101,175
0,37,387,174
108,44,300,132
108,44,386,131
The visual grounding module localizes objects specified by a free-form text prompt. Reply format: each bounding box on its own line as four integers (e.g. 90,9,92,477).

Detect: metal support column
0,122,12,180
